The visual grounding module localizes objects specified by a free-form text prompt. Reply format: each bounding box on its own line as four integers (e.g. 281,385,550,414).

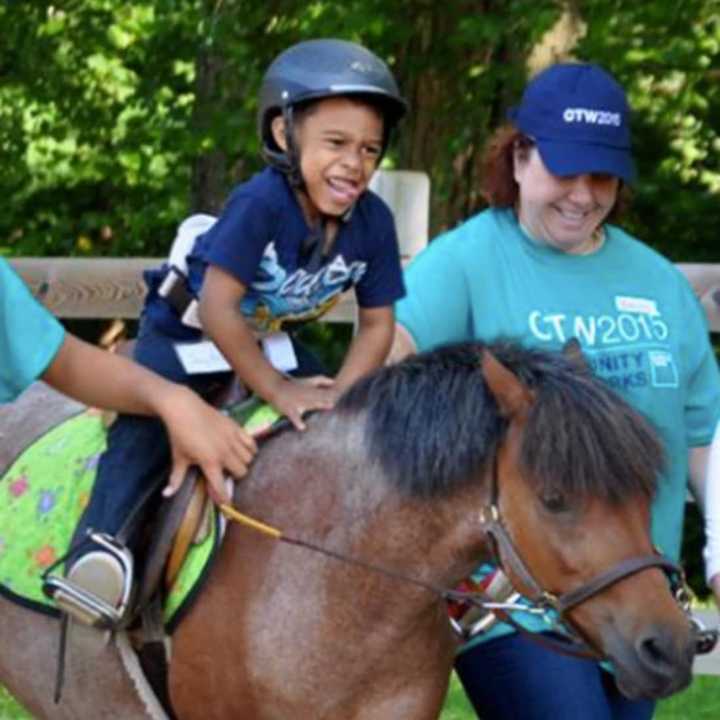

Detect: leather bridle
467,452,693,659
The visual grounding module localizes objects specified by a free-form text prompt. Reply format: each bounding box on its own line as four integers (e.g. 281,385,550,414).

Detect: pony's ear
481,349,534,419
562,338,590,373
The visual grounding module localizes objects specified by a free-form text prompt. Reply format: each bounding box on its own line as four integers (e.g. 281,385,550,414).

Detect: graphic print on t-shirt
241,242,368,331
527,294,679,391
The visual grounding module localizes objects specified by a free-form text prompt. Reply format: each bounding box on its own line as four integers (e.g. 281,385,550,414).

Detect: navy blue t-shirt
144,167,405,338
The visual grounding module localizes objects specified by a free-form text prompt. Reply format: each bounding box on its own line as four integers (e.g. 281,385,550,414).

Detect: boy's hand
269,377,336,430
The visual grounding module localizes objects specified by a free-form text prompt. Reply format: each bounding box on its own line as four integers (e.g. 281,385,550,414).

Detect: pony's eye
541,491,568,513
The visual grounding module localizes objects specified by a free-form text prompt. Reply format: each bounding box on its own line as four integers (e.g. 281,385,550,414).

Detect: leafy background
1,1,718,260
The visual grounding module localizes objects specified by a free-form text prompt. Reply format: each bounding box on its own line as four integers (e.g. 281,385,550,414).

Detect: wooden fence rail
674,264,720,334
9,166,720,331
9,257,720,332
8,256,359,323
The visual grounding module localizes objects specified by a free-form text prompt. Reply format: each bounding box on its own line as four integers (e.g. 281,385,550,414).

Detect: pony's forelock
522,373,661,503
336,341,663,501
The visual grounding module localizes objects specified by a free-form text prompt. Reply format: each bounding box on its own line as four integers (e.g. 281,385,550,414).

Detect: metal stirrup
44,532,134,630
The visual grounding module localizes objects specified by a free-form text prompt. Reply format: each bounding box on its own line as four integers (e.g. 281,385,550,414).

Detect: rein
219,495,669,662
222,415,504,607
220,503,472,602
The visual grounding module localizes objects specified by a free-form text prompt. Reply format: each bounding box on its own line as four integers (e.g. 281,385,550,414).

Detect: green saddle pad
0,397,280,629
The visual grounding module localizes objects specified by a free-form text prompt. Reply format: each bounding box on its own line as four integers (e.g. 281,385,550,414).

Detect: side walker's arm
42,333,256,504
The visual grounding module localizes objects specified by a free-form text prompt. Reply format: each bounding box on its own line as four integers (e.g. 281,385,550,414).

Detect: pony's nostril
637,630,692,676
639,636,667,668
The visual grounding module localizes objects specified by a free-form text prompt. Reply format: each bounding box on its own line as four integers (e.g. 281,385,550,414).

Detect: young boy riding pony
45,39,407,628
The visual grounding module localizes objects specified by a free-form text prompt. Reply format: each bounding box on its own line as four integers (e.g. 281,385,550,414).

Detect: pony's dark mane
337,341,663,501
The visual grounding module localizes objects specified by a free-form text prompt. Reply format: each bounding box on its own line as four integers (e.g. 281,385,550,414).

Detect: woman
391,63,720,719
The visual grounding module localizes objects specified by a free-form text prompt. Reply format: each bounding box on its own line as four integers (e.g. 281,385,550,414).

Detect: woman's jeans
455,631,655,720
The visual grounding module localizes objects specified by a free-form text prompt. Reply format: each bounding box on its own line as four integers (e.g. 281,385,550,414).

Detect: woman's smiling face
514,145,619,255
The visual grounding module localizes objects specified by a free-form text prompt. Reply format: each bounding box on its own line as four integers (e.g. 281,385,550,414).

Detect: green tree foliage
1,1,203,255
0,1,557,254
0,1,718,260
578,0,720,259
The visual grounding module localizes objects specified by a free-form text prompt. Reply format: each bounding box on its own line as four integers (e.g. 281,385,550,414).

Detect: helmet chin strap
299,214,346,274
281,97,305,190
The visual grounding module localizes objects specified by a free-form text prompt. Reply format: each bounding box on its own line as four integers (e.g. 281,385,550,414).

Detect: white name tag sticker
615,296,659,316
175,340,232,374
261,331,298,373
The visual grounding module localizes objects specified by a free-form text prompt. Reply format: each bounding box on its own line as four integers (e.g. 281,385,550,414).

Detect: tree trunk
189,47,228,215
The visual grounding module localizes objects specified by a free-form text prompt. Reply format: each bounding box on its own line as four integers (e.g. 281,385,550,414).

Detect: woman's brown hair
480,125,529,208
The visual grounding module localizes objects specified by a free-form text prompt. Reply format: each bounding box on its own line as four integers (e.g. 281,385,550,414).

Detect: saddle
65,384,281,631
40,448,221,637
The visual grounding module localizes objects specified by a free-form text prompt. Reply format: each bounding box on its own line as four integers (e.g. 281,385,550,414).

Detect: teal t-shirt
0,258,65,402
396,207,720,649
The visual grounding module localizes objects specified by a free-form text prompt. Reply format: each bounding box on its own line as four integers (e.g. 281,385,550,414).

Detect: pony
0,340,694,719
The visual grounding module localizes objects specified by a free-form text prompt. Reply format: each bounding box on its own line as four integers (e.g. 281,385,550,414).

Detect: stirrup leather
43,533,134,629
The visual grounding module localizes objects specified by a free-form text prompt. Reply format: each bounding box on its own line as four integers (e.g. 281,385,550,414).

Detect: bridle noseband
468,453,699,659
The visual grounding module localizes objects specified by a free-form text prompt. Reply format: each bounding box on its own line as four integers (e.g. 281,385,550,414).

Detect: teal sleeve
394,233,473,352
677,277,720,446
0,259,66,403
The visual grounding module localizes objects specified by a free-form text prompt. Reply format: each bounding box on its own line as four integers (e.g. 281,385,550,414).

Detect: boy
46,38,407,626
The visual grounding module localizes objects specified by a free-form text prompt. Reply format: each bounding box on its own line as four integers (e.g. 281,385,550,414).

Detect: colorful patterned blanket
0,397,280,628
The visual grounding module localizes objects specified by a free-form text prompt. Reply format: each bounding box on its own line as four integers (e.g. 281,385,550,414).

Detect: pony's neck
237,413,494,598
220,411,498,694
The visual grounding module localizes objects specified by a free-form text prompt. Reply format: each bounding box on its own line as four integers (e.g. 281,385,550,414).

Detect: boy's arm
334,305,395,393
199,265,286,401
41,333,256,504
199,265,333,429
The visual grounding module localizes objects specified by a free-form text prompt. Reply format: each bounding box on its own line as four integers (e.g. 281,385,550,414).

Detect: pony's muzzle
630,624,694,698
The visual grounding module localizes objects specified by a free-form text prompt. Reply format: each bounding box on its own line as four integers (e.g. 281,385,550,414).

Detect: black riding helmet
258,39,407,187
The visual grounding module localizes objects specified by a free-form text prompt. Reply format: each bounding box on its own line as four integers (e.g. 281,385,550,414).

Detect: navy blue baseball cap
508,63,635,183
